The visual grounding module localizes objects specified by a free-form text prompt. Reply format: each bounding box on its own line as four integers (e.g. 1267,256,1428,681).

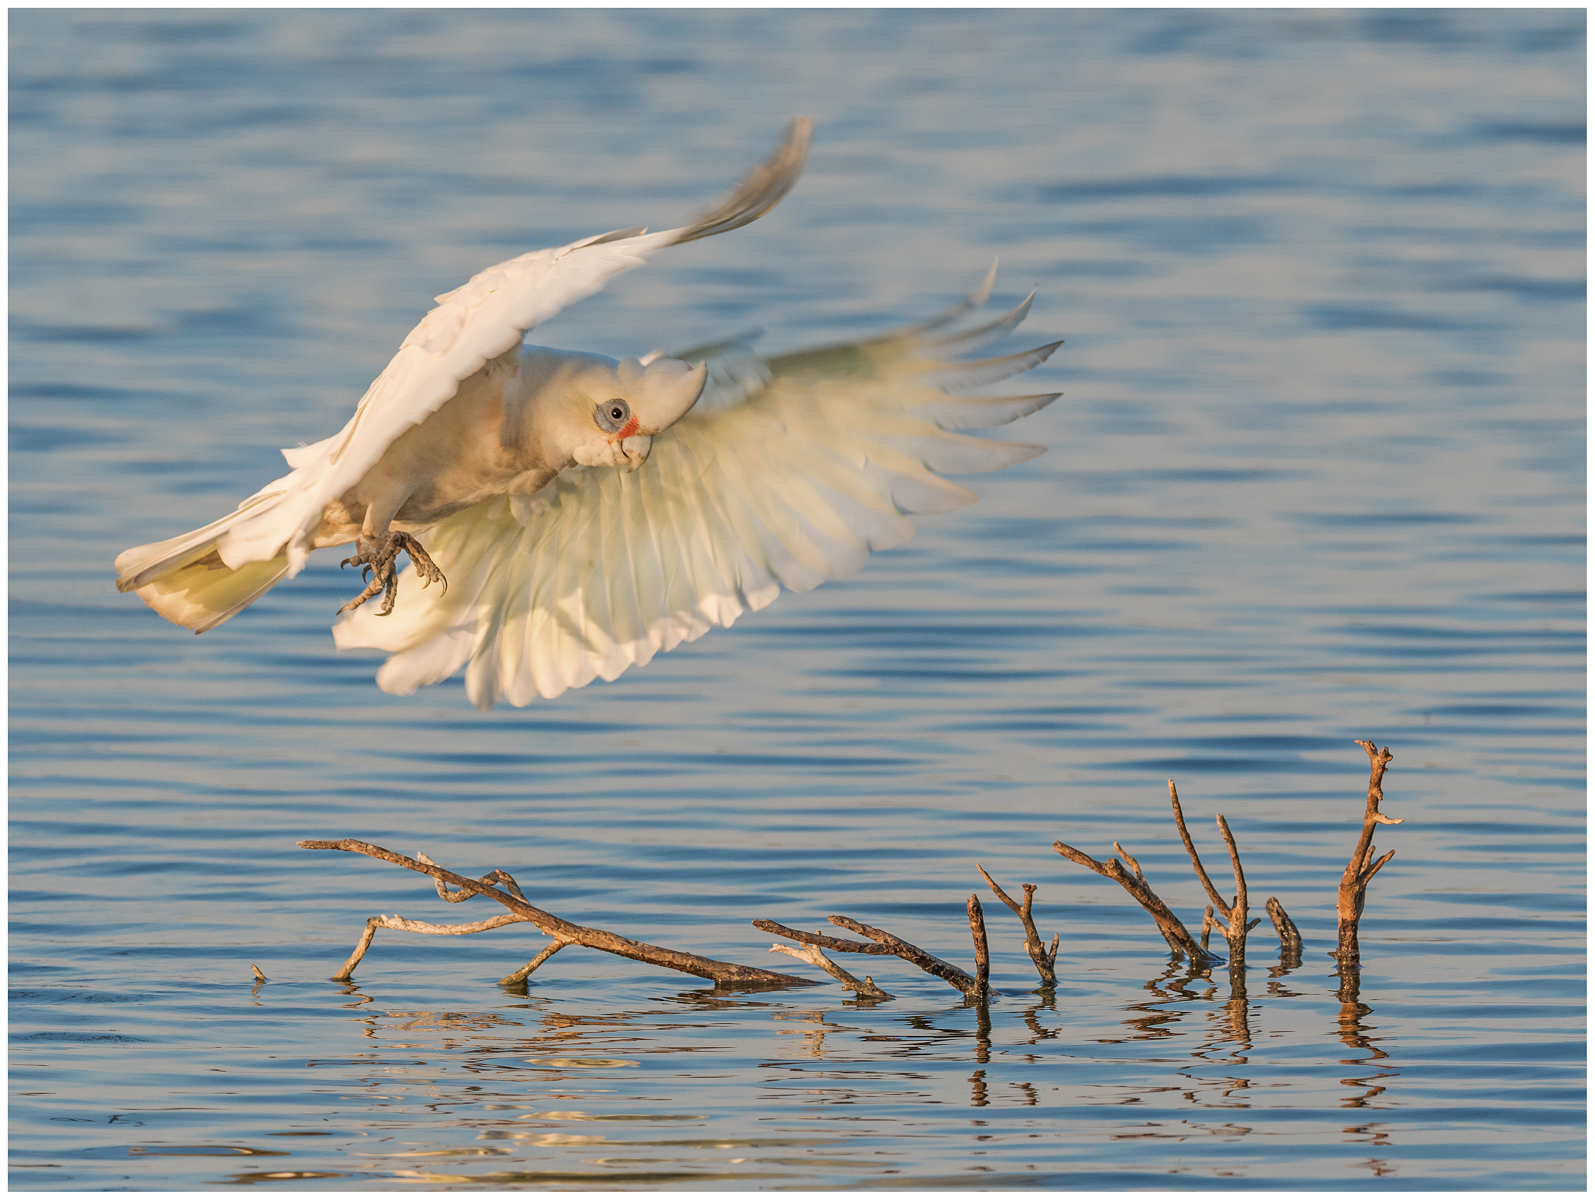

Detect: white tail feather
130,551,291,633
115,490,295,631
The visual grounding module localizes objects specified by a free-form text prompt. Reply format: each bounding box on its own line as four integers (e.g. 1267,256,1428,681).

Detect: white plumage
115,119,1062,710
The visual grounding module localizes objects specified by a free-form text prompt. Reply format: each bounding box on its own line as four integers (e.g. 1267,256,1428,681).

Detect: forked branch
300,839,813,988
1167,781,1264,967
768,938,894,1000
756,911,988,999
1169,782,1232,921
1052,838,1216,963
330,911,530,982
976,864,1059,987
1335,741,1404,966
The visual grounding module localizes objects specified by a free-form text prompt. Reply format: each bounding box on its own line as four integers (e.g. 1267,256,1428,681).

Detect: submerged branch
1334,741,1404,966
827,914,985,998
1052,839,1217,963
976,864,1060,988
1266,896,1303,968
297,742,1404,1000
968,895,991,998
757,911,985,998
299,839,813,988
1169,781,1231,921
500,940,573,987
768,939,894,1000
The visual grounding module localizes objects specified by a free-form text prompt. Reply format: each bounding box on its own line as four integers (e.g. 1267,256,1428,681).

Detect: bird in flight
115,119,1061,709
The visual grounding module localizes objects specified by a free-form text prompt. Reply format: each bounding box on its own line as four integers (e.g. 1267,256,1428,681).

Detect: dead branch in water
1167,782,1262,971
1052,746,1401,969
768,937,894,1000
1335,741,1403,966
755,911,987,999
1266,896,1303,968
499,940,573,987
968,895,990,997
976,864,1060,988
1051,837,1217,963
296,742,1401,999
330,910,529,982
298,839,812,988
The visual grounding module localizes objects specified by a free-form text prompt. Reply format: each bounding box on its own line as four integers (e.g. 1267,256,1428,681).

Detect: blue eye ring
594,398,631,433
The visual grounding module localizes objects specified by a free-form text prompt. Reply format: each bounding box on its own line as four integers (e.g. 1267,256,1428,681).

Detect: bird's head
559,354,707,472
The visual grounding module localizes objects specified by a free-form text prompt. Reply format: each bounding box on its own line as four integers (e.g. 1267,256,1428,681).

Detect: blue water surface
10,9,1585,1190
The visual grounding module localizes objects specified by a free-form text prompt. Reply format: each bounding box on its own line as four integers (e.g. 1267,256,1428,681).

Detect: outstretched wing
219,119,811,574
333,271,1061,710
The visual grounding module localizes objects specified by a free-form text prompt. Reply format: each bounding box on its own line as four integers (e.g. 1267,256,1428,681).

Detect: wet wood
751,919,893,955
976,864,1059,987
758,913,984,997
300,839,813,988
1051,839,1217,963
1167,782,1259,968
967,894,990,998
500,940,572,987
1335,741,1403,965
767,938,894,1000
301,741,1403,996
825,914,984,997
1266,896,1303,966
330,911,529,981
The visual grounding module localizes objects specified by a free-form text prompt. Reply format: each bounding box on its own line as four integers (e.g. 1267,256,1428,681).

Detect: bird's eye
594,397,631,433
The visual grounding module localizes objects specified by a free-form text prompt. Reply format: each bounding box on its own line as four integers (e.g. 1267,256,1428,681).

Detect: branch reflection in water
231,943,1426,1191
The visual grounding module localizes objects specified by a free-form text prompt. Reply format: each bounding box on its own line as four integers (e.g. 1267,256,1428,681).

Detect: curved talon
337,531,448,616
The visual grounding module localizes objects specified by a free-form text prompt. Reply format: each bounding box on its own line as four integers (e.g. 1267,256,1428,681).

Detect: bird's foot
338,532,447,616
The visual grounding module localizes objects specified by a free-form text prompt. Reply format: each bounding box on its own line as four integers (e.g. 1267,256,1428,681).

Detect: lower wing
332,271,1060,709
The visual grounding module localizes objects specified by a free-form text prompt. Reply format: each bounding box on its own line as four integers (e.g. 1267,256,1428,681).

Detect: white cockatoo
115,119,1061,709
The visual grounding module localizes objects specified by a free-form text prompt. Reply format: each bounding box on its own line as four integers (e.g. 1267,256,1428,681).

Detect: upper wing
222,119,811,574
332,272,1061,710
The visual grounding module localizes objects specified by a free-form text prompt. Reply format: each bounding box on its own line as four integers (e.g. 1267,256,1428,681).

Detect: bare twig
417,853,526,902
1169,781,1231,920
1167,781,1257,968
968,895,990,999
1214,812,1256,967
1052,840,1217,963
976,864,1059,987
826,915,985,997
300,839,813,988
499,940,573,987
331,912,531,981
1215,815,1247,922
757,912,982,998
1113,842,1143,879
1335,741,1404,965
751,919,894,955
768,939,893,1000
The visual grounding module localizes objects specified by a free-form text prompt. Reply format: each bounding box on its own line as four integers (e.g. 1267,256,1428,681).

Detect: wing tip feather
672,117,812,245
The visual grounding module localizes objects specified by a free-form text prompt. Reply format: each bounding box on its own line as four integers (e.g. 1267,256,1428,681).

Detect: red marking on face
613,415,641,441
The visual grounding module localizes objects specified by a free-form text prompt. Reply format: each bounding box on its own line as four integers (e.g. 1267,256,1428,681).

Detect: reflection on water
98,959,1460,1187
10,6,1584,1192
1333,966,1397,1111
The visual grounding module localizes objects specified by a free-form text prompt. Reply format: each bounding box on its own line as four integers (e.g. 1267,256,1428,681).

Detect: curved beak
620,434,653,472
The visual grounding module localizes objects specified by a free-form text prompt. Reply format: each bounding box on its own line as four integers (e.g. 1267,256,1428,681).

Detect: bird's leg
338,532,447,616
